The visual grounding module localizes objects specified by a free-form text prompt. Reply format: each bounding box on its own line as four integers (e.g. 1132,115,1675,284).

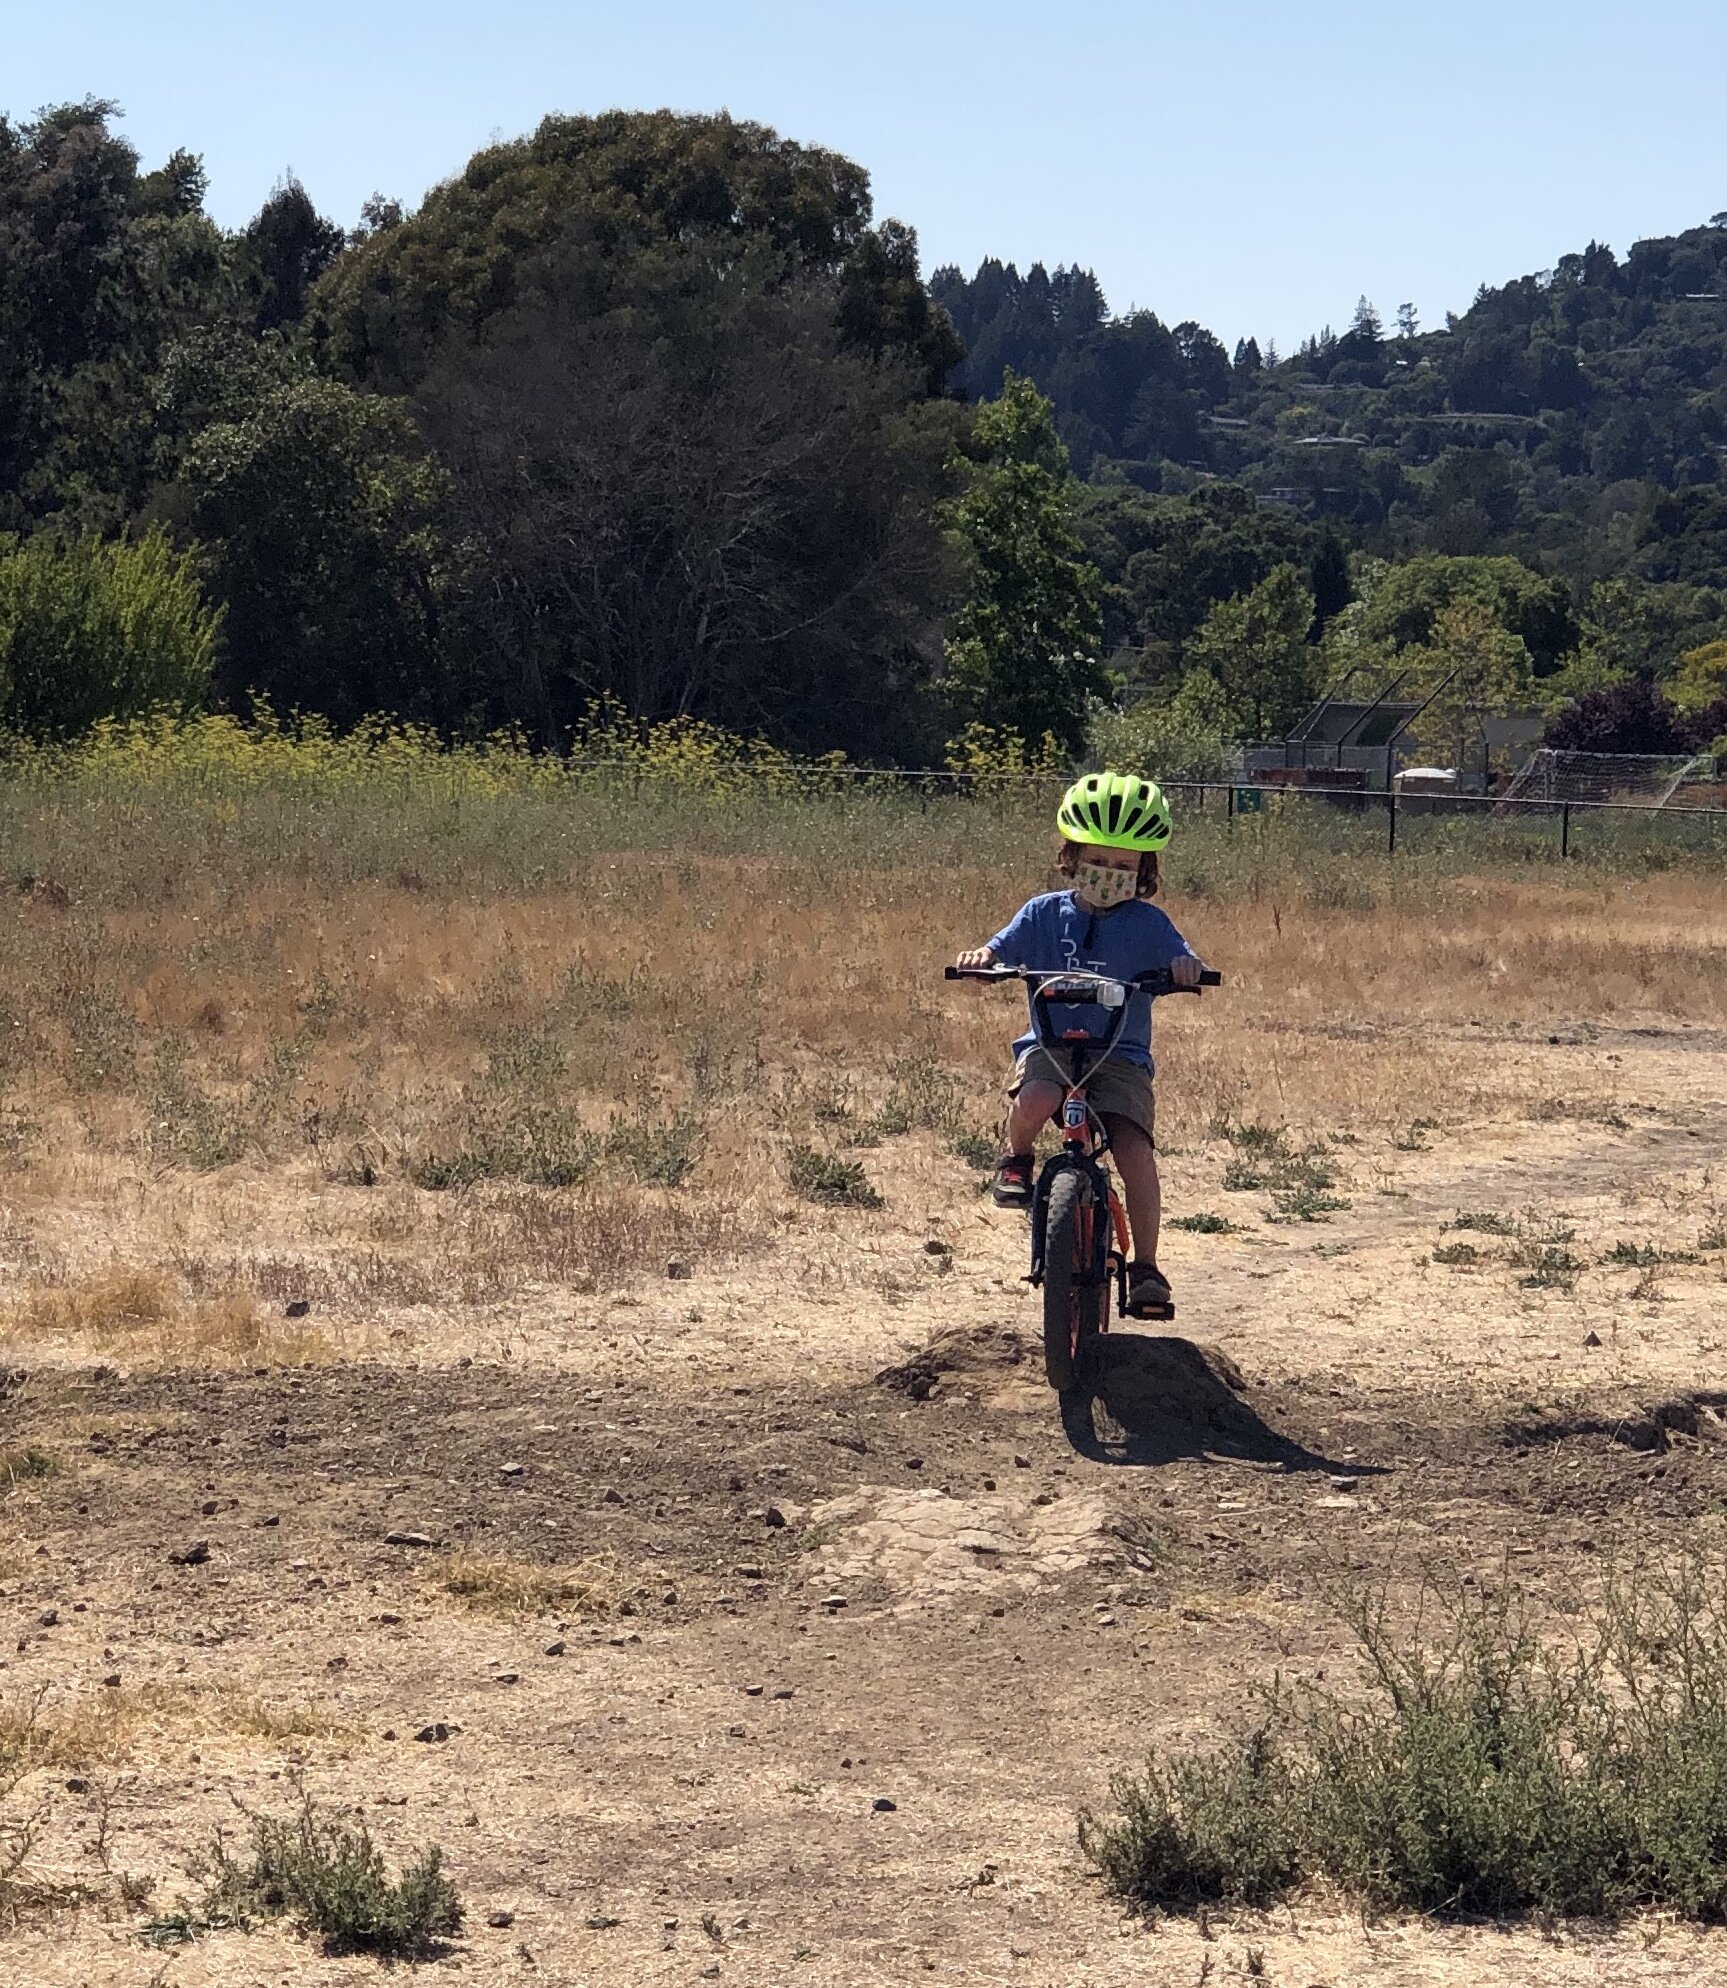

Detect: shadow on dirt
1061,1331,1365,1472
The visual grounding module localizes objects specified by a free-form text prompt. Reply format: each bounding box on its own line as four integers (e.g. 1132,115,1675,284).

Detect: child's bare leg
1004,1080,1063,1155
1105,1117,1161,1264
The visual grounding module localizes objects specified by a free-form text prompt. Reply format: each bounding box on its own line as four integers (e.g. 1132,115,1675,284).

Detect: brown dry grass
433,1550,627,1618
0,836,1721,1325
10,1270,331,1369
0,1683,351,1771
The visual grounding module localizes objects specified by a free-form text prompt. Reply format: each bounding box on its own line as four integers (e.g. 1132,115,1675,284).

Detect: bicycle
944,962,1222,1393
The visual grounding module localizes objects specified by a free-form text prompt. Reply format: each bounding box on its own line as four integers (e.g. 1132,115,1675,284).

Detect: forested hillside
2,97,1724,767
934,232,1727,584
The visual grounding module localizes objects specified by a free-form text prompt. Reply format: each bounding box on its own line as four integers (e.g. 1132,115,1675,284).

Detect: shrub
1270,1182,1350,1222
1082,1714,1301,1908
1513,1242,1580,1290
786,1144,883,1207
1446,1210,1516,1235
0,528,219,738
0,1447,54,1487
1089,671,1236,785
948,1130,999,1171
409,1101,595,1190
195,1790,462,1956
1603,1240,1697,1268
1085,1559,1727,1922
605,1106,703,1187
1222,1138,1347,1220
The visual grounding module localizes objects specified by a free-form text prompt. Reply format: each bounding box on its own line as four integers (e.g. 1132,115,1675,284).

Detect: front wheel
1042,1167,1108,1391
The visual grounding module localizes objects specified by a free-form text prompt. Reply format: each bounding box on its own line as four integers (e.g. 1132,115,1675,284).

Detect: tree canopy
0,94,1722,768
942,373,1105,755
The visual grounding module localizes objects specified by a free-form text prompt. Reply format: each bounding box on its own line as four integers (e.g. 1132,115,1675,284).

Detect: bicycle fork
1026,1148,1129,1315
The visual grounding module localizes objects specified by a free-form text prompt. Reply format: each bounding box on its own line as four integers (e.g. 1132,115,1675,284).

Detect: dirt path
5,1026,1727,1984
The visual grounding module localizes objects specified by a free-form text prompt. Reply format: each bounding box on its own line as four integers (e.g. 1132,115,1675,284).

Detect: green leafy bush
1085,1560,1727,1922
1089,670,1235,785
195,1791,462,1955
1445,1209,1517,1235
786,1144,882,1207
606,1106,703,1187
948,1129,999,1171
1514,1242,1580,1289
409,1101,595,1189
0,528,219,738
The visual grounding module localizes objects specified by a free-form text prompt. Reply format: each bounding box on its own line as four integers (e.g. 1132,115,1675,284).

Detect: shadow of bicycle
1060,1330,1365,1473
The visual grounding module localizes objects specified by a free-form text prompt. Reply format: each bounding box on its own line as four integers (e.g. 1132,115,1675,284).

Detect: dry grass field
1,750,1727,1984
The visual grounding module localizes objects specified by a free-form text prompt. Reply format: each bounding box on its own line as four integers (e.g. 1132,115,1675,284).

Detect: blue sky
10,0,1726,350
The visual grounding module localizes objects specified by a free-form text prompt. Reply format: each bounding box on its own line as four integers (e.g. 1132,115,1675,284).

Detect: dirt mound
874,1320,1031,1399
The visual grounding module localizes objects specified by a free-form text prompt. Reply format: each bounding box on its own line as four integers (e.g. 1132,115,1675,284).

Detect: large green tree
1187,563,1319,738
1354,554,1578,676
0,100,238,532
241,173,345,332
1398,597,1535,764
421,271,958,752
943,372,1105,754
314,110,958,398
308,110,963,751
182,379,457,724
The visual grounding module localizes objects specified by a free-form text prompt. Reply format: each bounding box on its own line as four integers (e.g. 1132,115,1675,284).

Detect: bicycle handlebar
944,964,1222,994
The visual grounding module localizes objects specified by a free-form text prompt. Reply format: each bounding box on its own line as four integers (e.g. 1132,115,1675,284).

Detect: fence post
1387,780,1397,855
1561,801,1571,859
1226,784,1235,829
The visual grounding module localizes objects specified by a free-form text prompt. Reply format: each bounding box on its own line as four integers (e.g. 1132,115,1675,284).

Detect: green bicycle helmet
1056,771,1172,851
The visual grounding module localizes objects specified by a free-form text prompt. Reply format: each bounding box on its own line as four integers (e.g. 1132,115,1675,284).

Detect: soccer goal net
1499,749,1716,811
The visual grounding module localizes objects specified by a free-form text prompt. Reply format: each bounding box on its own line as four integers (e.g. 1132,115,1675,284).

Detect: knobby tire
1042,1167,1107,1393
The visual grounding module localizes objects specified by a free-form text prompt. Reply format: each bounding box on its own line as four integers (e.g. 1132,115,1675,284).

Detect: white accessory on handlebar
1042,976,1127,1007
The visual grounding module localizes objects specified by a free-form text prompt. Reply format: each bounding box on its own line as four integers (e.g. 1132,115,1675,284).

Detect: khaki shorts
1008,1049,1156,1145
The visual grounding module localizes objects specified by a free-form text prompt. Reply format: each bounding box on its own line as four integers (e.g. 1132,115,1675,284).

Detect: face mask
1073,859,1139,909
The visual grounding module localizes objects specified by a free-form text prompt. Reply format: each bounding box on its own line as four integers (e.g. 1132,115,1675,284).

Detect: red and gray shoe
991,1152,1035,1208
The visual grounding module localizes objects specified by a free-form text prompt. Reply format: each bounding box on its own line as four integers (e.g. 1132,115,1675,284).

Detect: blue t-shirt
986,890,1194,1070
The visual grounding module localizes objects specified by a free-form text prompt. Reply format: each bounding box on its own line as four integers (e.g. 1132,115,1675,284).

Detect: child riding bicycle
953,771,1206,1317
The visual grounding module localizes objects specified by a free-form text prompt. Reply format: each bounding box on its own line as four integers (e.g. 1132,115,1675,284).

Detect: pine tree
1350,296,1383,345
